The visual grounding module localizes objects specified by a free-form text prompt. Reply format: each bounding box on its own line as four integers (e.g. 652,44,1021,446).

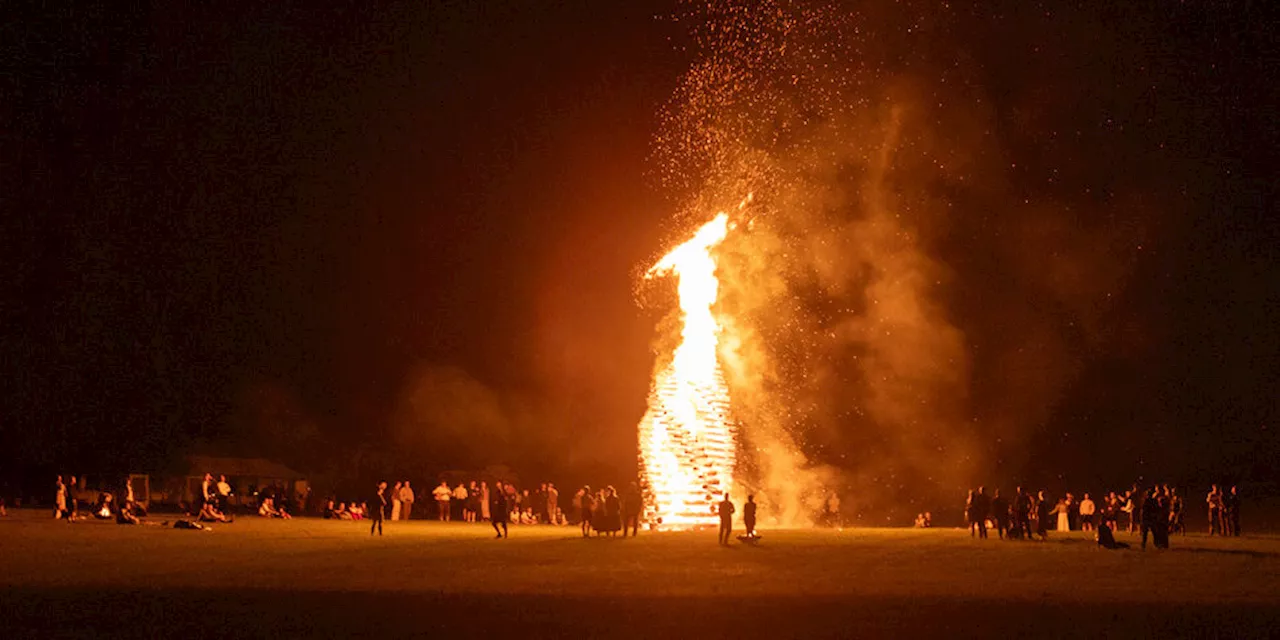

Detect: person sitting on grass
199,500,232,523
94,492,115,519
350,502,366,520
335,502,353,520
117,500,141,525
1096,522,1129,549
259,497,291,519
520,507,537,525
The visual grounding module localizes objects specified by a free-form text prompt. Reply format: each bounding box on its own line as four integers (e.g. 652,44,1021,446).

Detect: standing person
1066,493,1079,531
55,475,68,520
453,483,469,522
972,487,990,540
1035,490,1051,540
1169,487,1185,535
1105,492,1121,532
1206,485,1223,535
1222,485,1239,536
622,482,642,537
535,483,548,524
603,486,622,537
200,473,214,509
717,494,735,545
480,481,491,521
1155,486,1172,549
1122,488,1138,533
1227,486,1241,536
1053,497,1070,532
370,481,387,536
743,494,758,538
826,492,841,527
579,486,594,538
990,489,1009,540
1011,487,1029,540
68,475,81,520
545,483,559,526
490,485,509,539
571,487,584,525
1079,493,1096,532
467,481,481,523
216,475,232,512
433,481,452,521
1140,488,1160,550
399,481,415,520
390,482,402,521
965,490,976,537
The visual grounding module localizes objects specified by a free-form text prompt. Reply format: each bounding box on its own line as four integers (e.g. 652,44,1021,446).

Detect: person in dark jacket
490,487,509,539
990,490,1010,540
743,495,758,537
717,494,735,545
622,482,642,537
1035,490,1051,540
369,481,387,536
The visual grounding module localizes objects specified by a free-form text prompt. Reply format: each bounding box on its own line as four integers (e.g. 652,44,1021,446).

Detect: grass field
2,510,1277,638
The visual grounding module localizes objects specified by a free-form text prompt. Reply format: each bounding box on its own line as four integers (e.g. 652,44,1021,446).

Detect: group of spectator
358,479,590,526
963,483,1243,549
347,478,648,539
51,474,154,526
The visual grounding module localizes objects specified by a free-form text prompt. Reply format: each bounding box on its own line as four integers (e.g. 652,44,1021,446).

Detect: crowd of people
352,479,648,538
963,483,1243,550
51,474,160,526
39,470,1250,551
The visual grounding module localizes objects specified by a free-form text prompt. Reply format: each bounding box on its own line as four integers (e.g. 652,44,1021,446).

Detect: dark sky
3,1,1277,495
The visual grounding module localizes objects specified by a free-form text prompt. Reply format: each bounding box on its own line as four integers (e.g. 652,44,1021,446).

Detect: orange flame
638,212,736,527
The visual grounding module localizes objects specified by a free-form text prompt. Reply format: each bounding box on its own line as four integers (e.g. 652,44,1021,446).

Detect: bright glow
638,212,736,527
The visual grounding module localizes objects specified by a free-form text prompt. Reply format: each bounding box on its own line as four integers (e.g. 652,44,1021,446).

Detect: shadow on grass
1,587,1277,639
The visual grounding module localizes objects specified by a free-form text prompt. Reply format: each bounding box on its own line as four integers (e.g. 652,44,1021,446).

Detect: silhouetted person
1155,486,1171,548
990,490,1009,540
972,486,990,539
1096,522,1129,549
622,482,642,537
1011,487,1030,540
370,481,387,536
1035,490,1050,540
1223,485,1240,536
491,487,509,538
743,495,757,537
717,494,735,545
965,489,976,536
579,485,594,538
1140,489,1160,550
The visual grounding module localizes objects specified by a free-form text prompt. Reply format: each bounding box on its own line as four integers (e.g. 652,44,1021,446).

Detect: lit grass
2,511,1277,636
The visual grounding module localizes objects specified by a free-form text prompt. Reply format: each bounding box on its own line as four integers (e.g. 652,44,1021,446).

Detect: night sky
4,1,1276,502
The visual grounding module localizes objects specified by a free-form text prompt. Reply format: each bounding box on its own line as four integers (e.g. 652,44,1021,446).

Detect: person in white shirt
433,482,452,521
1079,493,1097,532
452,483,468,522
216,475,232,511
